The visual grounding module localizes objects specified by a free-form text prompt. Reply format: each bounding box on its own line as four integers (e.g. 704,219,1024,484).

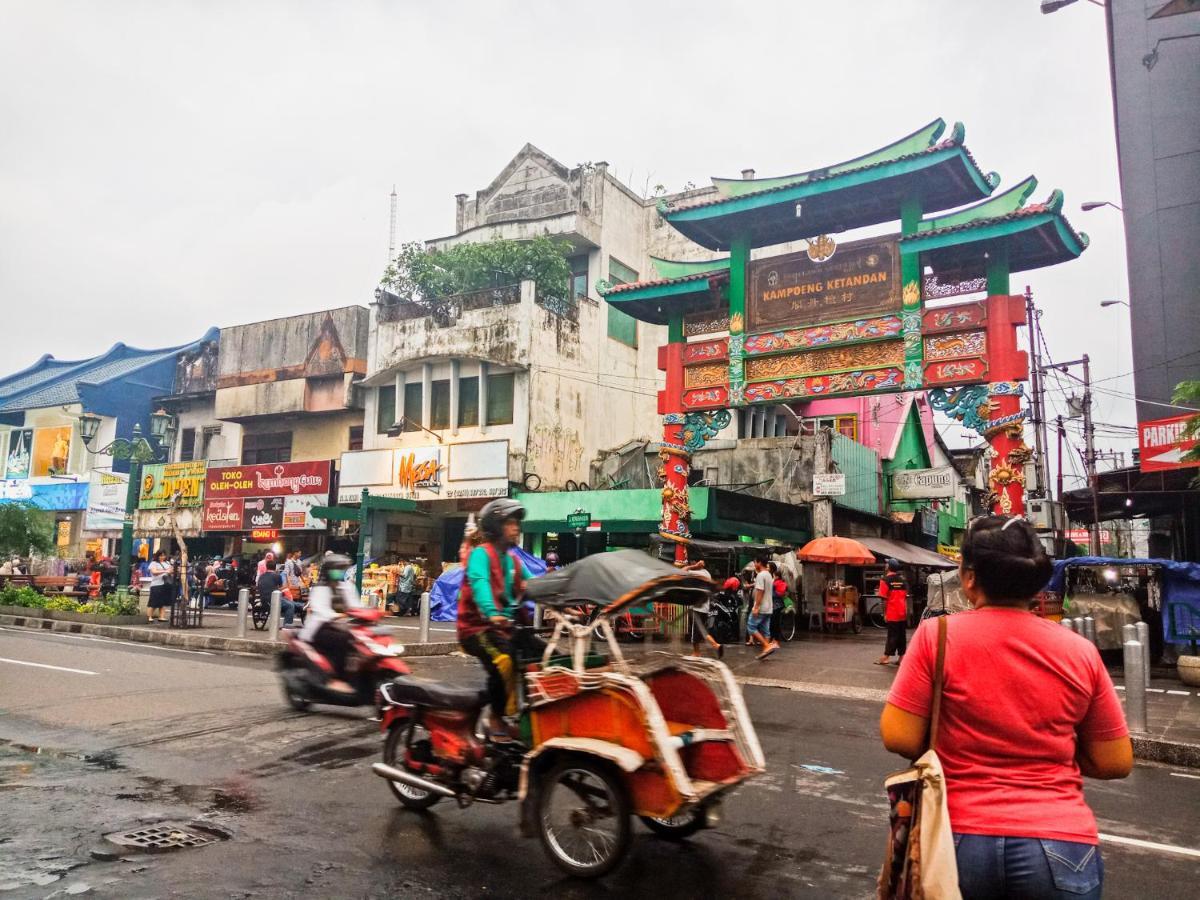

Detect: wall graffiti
527,424,584,487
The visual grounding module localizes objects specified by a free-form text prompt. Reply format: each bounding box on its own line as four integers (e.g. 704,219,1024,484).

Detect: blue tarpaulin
429,546,548,623
1045,556,1200,646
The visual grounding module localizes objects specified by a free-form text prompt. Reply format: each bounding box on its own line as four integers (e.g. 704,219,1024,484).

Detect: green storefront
515,487,811,562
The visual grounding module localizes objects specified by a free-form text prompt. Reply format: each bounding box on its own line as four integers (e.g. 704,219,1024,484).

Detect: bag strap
927,615,949,752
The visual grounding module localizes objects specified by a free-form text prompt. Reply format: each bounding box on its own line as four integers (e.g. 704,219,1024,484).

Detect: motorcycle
277,607,410,712
372,549,764,879
707,587,743,645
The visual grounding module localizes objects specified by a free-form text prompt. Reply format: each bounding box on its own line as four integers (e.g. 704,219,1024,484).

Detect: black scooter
708,589,743,645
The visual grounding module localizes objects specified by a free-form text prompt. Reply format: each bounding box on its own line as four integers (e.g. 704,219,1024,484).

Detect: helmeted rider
299,552,361,695
458,498,531,740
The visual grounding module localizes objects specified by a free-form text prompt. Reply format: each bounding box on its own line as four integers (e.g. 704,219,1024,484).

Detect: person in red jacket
875,558,909,665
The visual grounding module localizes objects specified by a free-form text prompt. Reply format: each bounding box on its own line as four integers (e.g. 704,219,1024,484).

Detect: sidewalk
0,609,460,657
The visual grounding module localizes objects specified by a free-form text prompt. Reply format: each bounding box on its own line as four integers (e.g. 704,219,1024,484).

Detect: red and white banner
1138,414,1200,473
203,461,332,530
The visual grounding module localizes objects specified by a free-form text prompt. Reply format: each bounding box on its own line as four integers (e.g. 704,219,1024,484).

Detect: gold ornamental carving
745,340,904,381
683,363,728,390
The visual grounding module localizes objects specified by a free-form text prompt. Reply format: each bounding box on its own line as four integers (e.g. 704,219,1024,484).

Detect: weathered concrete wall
218,306,368,377
372,296,533,375
238,410,359,466
215,379,307,420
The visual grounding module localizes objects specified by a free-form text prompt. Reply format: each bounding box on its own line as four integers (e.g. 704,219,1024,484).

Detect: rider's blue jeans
953,834,1103,900
280,597,297,625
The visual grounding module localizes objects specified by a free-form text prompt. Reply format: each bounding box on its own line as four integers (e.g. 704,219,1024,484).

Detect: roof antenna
387,184,398,263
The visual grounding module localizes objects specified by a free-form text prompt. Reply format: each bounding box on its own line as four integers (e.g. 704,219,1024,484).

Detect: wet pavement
2,627,1200,898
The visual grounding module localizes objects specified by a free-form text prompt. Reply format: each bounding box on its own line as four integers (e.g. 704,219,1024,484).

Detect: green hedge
0,584,138,617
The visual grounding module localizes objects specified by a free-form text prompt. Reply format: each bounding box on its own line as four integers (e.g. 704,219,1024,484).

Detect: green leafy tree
1172,381,1200,478
381,236,573,306
0,503,55,560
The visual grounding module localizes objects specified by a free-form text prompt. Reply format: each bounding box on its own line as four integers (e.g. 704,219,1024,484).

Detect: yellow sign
138,460,206,509
396,449,443,492
937,543,962,563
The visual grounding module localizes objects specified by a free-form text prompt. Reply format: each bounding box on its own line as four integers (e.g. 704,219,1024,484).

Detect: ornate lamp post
77,409,176,591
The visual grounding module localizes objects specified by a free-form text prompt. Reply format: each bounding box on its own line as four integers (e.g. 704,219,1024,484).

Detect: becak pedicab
371,549,765,878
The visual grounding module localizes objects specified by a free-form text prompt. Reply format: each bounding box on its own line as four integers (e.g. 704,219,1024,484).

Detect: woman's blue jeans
954,834,1103,899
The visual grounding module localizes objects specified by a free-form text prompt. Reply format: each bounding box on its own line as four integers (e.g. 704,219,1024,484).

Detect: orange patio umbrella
797,536,876,566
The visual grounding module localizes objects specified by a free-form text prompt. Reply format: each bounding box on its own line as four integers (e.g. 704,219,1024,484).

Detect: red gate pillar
984,293,1031,516
659,337,690,564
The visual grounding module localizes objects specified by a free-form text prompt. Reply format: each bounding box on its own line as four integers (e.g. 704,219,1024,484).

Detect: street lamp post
77,409,175,592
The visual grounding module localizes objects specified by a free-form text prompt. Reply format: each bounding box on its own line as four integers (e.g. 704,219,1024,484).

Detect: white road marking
0,656,97,675
0,626,212,655
1169,771,1200,780
1165,690,1191,696
1147,688,1165,693
1115,685,1125,690
1100,833,1200,859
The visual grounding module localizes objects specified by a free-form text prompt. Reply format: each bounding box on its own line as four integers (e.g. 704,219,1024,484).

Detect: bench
33,576,80,595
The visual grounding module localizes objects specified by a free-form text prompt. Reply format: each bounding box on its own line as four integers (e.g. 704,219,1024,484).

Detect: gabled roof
599,268,729,326
901,182,1089,275
658,120,999,250
0,329,219,413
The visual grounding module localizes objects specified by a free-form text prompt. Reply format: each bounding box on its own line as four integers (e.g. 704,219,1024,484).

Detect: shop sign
0,477,88,510
747,237,899,332
203,461,332,531
133,506,204,537
813,473,846,496
5,429,32,479
891,467,956,500
921,509,939,537
338,440,509,503
31,426,72,477
138,461,206,509
1066,528,1111,544
1138,414,1200,473
85,470,129,532
937,543,961,563
249,529,278,541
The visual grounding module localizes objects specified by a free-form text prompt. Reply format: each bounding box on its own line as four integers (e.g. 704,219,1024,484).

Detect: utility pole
1042,356,1100,554
1055,415,1066,501
1025,286,1050,498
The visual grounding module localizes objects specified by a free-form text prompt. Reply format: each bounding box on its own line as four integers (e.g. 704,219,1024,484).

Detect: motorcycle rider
299,553,361,695
458,498,533,741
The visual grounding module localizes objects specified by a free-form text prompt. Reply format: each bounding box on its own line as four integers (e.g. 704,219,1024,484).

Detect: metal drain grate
105,823,220,853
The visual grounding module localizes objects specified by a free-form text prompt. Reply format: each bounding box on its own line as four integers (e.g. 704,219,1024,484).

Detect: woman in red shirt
880,516,1132,899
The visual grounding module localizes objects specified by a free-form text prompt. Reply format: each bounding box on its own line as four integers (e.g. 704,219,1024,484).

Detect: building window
377,385,396,433
567,254,589,300
178,427,196,462
200,426,222,459
486,372,515,426
458,376,479,428
430,379,451,430
608,257,638,286
607,304,639,348
348,425,363,451
242,431,292,465
803,415,858,441
403,382,423,432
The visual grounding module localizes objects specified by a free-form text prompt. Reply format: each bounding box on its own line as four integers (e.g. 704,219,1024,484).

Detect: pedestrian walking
684,559,723,659
769,561,787,644
146,550,172,623
880,515,1132,899
397,558,419,616
748,557,779,660
875,558,908,665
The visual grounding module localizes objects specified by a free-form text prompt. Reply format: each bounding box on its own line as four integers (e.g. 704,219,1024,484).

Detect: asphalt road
1,627,1199,899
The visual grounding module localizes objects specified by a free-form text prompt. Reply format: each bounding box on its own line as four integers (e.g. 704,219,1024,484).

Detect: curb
1131,734,1200,770
0,614,458,658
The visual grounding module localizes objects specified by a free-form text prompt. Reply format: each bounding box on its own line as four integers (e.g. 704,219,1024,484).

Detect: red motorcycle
277,607,410,712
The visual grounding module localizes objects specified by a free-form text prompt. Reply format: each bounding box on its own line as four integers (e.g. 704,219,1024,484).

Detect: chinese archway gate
599,119,1088,561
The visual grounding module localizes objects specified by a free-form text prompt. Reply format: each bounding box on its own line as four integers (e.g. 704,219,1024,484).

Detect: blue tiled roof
0,330,218,413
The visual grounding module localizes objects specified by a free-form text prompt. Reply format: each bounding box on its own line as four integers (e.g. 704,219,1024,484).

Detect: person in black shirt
256,560,297,626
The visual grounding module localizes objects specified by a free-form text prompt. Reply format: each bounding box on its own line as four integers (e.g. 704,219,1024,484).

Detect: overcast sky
0,1,1135,484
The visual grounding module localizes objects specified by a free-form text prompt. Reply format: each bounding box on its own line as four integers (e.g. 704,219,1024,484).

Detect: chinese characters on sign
747,238,899,332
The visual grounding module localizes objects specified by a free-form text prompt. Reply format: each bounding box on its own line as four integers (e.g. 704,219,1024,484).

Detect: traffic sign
566,510,591,529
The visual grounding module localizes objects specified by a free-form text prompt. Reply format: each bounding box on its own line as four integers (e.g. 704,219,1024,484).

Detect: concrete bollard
533,601,543,630
1121,623,1137,644
1082,616,1097,645
268,589,281,641
1062,618,1076,632
236,588,249,639
1136,621,1151,688
418,590,430,644
1123,638,1148,734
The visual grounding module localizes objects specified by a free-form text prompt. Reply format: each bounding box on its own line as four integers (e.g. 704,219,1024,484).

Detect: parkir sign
1138,414,1200,473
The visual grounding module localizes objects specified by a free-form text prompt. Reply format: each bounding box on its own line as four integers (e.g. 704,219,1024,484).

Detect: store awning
858,537,956,569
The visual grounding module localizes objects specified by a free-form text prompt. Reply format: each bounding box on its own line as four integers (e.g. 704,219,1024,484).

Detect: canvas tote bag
877,615,960,900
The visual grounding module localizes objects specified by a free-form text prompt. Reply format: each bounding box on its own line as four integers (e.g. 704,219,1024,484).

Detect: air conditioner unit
1028,499,1065,532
